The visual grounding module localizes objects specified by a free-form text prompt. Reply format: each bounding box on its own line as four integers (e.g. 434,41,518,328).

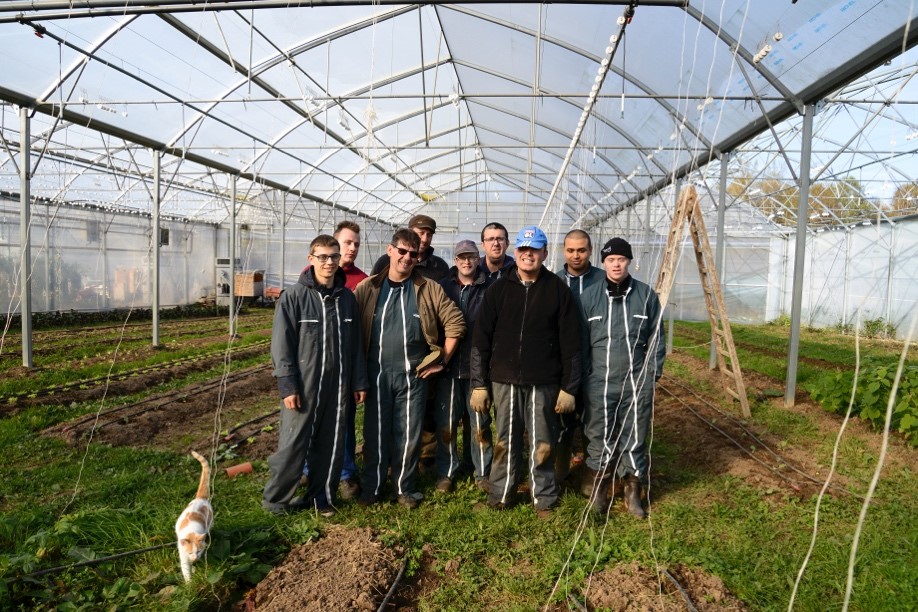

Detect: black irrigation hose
0,323,241,360
567,593,588,612
225,406,278,437
661,569,698,612
377,556,409,612
2,339,270,404
93,364,273,433
660,377,864,500
18,542,175,581
62,363,271,432
659,384,813,492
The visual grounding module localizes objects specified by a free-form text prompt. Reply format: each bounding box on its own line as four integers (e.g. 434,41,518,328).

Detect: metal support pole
711,153,729,369
280,193,286,290
885,225,896,325
842,229,851,327
19,107,33,368
152,152,161,347
644,194,652,274
784,104,814,408
229,178,237,338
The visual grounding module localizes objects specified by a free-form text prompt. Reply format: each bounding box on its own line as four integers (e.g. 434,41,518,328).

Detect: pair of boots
583,468,646,519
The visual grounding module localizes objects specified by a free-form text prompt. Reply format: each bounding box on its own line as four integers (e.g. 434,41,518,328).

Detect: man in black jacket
470,226,582,517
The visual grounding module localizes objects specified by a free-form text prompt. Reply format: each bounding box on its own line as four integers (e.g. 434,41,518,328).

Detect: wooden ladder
655,186,751,417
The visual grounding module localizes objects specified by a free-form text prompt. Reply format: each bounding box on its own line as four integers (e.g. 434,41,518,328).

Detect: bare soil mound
241,525,404,611
582,561,746,611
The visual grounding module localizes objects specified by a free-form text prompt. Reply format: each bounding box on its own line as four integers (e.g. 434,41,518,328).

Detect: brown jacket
354,267,465,372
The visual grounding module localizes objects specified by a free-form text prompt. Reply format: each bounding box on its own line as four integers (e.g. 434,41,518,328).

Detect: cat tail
190,450,210,499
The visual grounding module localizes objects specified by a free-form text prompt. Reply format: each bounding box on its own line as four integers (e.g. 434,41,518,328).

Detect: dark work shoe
475,478,491,494
357,494,378,508
535,507,554,520
435,477,453,493
315,504,337,518
339,478,361,500
397,494,419,510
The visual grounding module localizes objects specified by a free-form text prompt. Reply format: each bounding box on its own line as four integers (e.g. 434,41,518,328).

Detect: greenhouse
1,1,916,609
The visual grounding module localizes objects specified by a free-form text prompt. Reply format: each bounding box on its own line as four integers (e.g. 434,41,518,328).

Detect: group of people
261,213,666,520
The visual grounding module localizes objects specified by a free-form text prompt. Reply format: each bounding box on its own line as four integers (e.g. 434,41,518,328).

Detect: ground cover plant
0,315,916,610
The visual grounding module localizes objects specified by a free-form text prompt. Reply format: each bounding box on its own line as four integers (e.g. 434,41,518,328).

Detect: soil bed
239,525,404,611
581,561,746,611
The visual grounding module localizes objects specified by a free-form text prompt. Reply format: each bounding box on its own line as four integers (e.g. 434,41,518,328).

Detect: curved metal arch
681,3,804,114
450,58,671,183
440,4,714,156
162,12,427,205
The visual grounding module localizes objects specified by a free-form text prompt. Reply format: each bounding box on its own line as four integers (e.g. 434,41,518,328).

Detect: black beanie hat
600,237,634,261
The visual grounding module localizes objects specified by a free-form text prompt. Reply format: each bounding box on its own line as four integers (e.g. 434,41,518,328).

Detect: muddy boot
590,474,610,516
623,475,646,519
580,466,598,499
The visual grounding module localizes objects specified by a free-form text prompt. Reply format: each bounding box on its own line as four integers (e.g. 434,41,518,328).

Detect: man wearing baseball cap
470,225,582,518
371,214,450,283
434,239,495,493
578,237,665,519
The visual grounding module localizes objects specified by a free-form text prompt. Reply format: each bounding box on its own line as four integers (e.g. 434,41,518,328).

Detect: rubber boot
590,473,610,516
580,466,597,499
623,475,646,519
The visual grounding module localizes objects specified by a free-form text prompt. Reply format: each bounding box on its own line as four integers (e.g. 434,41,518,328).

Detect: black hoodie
470,264,581,395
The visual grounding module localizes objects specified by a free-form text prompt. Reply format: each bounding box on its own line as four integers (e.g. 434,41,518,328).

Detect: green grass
1,318,917,610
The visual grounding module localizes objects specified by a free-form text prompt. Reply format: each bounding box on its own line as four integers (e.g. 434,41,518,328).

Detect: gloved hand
554,389,576,414
470,387,491,413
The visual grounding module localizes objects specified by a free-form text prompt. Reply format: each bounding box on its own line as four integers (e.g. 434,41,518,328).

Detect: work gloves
470,387,491,413
554,389,576,414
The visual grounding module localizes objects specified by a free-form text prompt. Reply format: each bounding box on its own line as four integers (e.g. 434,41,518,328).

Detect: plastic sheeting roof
0,1,915,226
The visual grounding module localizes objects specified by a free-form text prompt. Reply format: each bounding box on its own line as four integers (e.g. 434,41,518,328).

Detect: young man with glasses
354,228,465,509
301,220,368,501
434,240,495,494
470,226,582,518
479,222,514,281
262,235,368,516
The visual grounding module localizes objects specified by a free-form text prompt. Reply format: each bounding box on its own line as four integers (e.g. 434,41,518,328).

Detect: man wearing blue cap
470,226,582,518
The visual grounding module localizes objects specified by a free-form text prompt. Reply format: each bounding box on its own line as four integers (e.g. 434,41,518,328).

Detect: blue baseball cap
515,225,548,249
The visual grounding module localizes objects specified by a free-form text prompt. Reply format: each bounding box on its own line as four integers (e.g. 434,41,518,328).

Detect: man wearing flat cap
470,226,582,518
578,237,665,519
372,214,450,283
434,239,495,493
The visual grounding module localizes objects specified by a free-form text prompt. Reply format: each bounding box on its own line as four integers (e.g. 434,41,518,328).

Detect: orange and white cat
176,450,213,583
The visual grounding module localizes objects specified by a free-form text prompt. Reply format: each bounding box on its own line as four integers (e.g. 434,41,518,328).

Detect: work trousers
434,377,493,481
488,382,560,510
584,383,654,482
361,366,429,501
263,393,346,512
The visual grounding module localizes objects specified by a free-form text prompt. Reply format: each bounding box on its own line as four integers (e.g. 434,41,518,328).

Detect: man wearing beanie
470,226,582,518
578,237,665,519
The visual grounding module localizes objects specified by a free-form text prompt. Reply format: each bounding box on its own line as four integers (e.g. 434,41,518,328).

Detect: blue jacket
439,266,493,379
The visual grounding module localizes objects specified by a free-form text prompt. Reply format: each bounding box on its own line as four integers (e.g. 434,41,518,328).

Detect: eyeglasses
310,253,342,263
395,246,420,259
482,237,507,244
457,254,480,262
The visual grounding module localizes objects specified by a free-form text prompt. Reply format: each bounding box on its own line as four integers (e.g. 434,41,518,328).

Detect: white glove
554,389,576,414
470,387,491,414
